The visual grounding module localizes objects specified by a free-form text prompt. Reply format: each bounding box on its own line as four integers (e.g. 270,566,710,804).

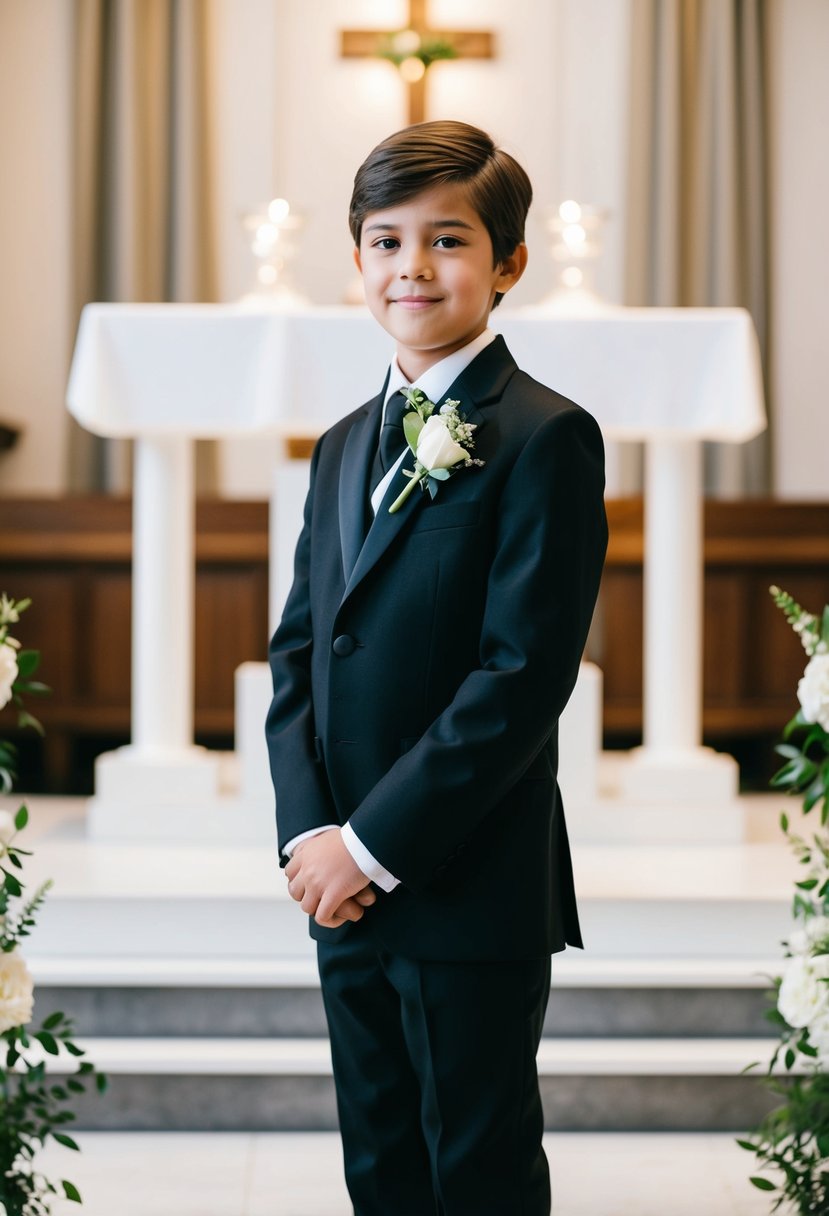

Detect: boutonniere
388,387,484,514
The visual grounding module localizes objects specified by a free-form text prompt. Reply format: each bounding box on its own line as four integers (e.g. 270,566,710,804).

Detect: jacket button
332,634,356,656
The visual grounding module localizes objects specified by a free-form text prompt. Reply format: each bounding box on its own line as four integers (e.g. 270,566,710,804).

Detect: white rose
778,953,829,1028
0,641,18,710
416,416,468,472
798,654,829,731
0,950,34,1034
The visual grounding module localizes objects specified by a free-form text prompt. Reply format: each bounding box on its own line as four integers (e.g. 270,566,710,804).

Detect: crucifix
340,0,495,126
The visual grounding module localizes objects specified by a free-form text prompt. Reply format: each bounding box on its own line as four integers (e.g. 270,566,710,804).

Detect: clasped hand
284,830,376,928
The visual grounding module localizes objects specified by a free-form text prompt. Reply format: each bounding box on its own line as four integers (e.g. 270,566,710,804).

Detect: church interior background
1,1,828,1213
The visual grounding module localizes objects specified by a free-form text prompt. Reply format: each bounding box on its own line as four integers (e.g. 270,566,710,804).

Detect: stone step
44,1037,788,1133
30,956,780,1039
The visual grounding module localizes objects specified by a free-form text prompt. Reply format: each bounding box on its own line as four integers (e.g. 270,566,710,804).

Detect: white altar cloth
68,304,764,441
66,301,766,838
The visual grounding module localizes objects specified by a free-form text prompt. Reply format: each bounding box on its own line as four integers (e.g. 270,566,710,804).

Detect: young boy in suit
266,121,607,1216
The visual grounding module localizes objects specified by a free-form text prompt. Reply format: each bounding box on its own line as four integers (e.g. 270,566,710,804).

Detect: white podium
67,303,765,840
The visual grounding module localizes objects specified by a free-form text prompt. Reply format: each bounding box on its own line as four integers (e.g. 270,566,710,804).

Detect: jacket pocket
408,500,480,533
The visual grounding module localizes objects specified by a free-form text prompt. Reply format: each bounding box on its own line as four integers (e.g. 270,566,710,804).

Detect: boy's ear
494,243,528,297
353,246,363,274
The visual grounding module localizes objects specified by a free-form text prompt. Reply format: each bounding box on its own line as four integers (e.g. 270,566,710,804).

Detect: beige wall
0,0,73,495
0,0,826,497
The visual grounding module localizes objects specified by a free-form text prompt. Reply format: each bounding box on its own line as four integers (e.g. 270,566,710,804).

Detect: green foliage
739,590,829,1209
0,1017,107,1215
0,599,49,790
0,594,106,1213
377,33,459,70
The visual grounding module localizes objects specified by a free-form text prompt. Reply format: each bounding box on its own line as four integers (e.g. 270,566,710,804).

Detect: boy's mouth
393,295,441,310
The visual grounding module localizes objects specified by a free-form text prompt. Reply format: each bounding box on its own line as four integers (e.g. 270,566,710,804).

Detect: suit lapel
337,383,385,584
339,337,518,604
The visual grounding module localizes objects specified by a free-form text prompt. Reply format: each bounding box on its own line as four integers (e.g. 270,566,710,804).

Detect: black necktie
371,390,408,494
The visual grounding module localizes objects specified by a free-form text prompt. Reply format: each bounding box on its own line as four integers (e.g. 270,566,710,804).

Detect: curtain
626,0,771,495
68,0,218,492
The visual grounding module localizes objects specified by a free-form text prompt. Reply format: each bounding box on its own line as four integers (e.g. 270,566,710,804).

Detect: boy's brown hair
349,120,532,308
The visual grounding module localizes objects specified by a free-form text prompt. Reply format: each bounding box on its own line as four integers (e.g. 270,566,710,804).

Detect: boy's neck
394,328,495,387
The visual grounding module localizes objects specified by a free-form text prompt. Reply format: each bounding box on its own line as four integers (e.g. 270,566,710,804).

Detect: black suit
266,336,607,1214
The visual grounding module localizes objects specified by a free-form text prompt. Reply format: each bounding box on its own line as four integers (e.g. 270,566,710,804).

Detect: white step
41,1036,794,1077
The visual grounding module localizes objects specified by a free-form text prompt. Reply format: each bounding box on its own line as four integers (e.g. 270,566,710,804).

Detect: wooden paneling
600,499,829,741
0,498,269,791
1,495,827,792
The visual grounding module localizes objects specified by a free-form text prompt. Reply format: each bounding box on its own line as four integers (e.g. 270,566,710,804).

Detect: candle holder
239,198,309,308
540,200,611,313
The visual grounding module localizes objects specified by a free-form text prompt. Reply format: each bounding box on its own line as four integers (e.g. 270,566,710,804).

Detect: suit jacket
266,335,608,961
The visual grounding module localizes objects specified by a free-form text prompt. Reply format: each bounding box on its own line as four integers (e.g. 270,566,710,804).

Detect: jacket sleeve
265,439,339,856
346,405,608,891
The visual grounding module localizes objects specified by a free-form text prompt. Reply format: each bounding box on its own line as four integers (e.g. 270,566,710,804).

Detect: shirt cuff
341,822,400,893
282,825,339,858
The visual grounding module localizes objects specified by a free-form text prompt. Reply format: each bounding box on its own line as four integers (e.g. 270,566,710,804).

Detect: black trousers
317,933,552,1216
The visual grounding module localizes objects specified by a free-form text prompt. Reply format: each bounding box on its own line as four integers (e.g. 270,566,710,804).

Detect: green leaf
785,1047,795,1069
780,812,789,833
776,744,802,760
749,1176,777,1191
796,878,819,890
735,1138,757,1151
428,467,450,481
42,1010,64,1030
95,1072,108,1093
403,411,424,453
62,1180,82,1203
15,709,45,735
14,804,28,831
15,649,40,678
2,869,22,897
53,1132,80,1151
821,604,829,645
36,1031,60,1055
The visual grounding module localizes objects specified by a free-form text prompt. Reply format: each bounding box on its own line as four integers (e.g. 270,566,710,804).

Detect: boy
266,121,607,1216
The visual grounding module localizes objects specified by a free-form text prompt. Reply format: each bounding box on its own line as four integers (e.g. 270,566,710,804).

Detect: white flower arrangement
388,387,484,514
0,594,106,1213
739,587,829,1208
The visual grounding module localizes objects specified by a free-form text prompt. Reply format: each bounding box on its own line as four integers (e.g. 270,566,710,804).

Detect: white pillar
89,436,222,834
132,436,194,752
643,439,703,753
619,438,738,803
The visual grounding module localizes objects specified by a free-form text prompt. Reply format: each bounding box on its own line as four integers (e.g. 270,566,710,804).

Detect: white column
132,436,194,752
619,438,738,803
643,439,702,753
89,436,222,834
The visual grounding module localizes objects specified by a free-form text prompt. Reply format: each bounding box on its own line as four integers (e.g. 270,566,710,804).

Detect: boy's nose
400,255,433,280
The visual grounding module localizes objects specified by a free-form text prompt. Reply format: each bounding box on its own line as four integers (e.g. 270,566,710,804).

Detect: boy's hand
285,832,376,928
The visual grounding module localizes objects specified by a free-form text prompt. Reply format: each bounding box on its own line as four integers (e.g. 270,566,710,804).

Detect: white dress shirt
283,328,497,893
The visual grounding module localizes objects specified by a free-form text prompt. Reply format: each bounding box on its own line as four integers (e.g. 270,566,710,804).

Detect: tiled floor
37,1131,776,1215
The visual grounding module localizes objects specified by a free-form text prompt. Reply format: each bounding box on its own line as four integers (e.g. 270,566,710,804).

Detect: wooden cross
340,0,495,126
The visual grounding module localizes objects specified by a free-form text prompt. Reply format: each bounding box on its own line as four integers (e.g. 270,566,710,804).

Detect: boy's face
354,182,526,381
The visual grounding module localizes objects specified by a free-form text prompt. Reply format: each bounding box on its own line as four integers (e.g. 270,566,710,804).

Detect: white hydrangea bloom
798,654,829,731
790,917,829,955
0,950,34,1034
808,1010,829,1067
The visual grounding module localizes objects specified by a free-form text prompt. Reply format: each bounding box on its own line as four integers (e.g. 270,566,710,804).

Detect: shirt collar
382,329,496,415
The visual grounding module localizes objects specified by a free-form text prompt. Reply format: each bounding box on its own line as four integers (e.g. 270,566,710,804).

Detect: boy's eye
434,236,462,249
373,237,399,250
